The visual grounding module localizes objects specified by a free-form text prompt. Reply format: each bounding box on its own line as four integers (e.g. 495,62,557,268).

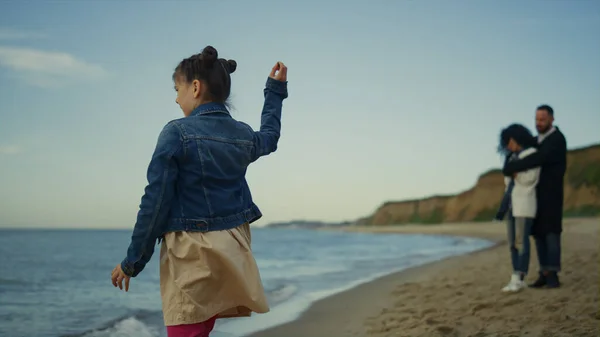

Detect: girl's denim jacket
122,77,288,277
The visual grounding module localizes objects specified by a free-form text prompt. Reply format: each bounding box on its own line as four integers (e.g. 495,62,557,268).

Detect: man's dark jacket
503,127,567,236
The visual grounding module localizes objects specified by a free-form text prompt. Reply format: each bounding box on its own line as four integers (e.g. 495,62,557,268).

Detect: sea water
0,227,492,337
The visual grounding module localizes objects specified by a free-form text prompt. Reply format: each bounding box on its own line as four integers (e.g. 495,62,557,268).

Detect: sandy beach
250,217,599,337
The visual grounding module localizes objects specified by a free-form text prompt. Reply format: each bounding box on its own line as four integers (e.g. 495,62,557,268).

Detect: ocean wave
404,244,479,259
256,258,296,269
0,277,25,285
261,263,349,279
266,283,298,304
62,310,162,337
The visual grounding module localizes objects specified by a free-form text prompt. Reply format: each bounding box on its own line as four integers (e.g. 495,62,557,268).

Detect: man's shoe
546,272,561,288
529,272,547,288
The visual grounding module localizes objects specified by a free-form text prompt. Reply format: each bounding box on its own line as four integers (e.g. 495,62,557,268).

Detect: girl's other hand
269,62,287,82
111,263,131,292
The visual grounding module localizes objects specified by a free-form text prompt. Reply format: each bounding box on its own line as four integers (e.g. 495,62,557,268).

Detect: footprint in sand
473,294,485,301
394,301,406,308
425,317,440,325
423,292,435,299
420,307,437,318
425,319,455,336
401,282,421,289
401,308,418,315
471,302,494,313
500,298,524,307
404,294,417,300
436,325,455,335
395,315,410,323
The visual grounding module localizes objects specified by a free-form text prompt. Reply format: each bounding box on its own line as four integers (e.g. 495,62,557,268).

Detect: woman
110,45,288,336
496,123,541,293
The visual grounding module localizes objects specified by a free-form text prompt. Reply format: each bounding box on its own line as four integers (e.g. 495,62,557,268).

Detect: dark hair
173,46,237,105
498,123,537,156
536,104,554,116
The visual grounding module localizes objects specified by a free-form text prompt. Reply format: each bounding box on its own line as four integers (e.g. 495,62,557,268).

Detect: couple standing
495,104,567,292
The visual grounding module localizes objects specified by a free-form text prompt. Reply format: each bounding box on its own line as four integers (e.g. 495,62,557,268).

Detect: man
502,104,567,288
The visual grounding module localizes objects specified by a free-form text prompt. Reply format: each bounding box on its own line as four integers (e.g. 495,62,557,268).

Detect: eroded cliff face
364,144,600,226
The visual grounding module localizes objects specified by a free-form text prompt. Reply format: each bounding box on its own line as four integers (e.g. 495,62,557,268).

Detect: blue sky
0,1,599,228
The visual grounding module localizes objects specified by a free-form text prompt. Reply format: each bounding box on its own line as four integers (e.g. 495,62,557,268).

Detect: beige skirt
159,223,269,326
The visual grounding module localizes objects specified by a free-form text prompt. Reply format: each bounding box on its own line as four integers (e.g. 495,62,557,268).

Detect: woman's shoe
502,274,526,292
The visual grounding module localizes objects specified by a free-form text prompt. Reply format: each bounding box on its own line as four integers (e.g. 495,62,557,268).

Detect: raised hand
269,62,287,82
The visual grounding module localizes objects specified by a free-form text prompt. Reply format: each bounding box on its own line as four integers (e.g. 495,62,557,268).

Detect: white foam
256,258,296,269
262,264,349,279
82,317,159,337
214,295,315,336
268,284,298,303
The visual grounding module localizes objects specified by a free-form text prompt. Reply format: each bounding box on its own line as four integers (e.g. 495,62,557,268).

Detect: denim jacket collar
190,102,230,116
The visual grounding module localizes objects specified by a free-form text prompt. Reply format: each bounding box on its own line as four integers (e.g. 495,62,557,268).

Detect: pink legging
166,316,217,337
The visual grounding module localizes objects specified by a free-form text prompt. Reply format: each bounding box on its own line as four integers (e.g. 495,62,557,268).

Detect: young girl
495,124,540,293
110,46,288,336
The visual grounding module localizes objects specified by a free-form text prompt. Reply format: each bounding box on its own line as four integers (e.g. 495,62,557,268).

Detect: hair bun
226,59,237,74
201,46,218,67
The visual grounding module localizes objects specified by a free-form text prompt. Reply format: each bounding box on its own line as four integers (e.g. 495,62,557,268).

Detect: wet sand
249,218,599,337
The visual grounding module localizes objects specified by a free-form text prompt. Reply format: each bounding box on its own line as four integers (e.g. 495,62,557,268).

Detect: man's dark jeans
534,233,561,272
